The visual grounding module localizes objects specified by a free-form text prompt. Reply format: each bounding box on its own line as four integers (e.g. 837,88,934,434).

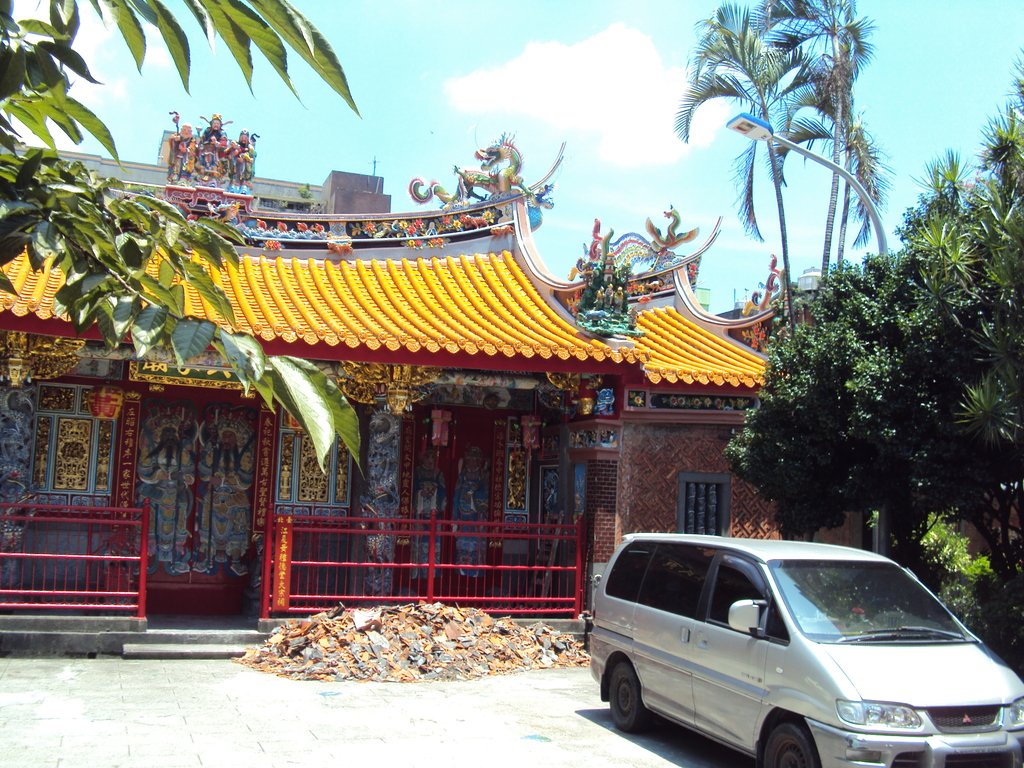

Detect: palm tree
784,98,890,264
676,3,807,329
763,0,876,273
835,113,891,263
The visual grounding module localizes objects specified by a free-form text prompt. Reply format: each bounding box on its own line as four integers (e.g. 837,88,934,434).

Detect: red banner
252,407,276,535
490,418,506,523
114,393,141,508
273,515,293,611
399,419,415,518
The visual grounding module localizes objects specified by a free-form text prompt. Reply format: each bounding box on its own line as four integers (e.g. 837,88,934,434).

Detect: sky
18,0,1024,313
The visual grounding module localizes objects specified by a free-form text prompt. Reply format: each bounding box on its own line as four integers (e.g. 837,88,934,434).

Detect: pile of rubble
235,602,590,682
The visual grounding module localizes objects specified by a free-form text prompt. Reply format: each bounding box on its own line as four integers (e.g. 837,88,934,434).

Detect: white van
589,534,1024,768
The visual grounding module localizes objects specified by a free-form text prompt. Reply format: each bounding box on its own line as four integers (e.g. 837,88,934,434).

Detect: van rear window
604,545,652,601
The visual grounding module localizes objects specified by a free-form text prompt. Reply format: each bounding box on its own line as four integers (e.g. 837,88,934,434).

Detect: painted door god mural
411,447,446,579
453,445,489,577
195,406,256,575
137,402,198,574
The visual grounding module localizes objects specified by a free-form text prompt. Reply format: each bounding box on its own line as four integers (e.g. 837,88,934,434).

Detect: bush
922,517,1024,676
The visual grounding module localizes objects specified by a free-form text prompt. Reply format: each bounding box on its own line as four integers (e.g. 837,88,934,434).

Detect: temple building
0,121,778,622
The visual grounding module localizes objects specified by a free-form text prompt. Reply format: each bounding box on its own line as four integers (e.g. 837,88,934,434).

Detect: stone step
122,643,249,660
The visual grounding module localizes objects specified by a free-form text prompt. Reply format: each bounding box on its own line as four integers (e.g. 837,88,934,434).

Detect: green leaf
111,295,139,338
215,330,267,387
158,257,175,289
38,41,100,84
98,0,147,72
199,2,254,91
0,47,27,101
170,317,215,364
0,270,15,295
182,260,236,325
130,304,168,357
63,96,118,160
30,218,61,260
268,355,360,467
115,232,147,269
248,0,358,114
148,0,191,92
220,0,296,97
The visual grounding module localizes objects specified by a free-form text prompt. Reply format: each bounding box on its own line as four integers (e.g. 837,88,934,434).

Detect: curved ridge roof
0,250,640,366
635,306,764,388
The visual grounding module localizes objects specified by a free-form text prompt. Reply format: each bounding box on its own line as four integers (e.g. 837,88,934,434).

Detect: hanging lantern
522,415,541,453
431,408,452,447
284,411,303,431
86,385,125,420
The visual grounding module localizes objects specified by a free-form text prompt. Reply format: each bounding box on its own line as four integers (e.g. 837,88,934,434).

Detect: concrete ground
0,658,751,768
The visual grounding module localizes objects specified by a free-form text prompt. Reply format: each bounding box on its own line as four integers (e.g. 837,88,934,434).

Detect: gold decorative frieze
339,362,440,414
0,331,84,387
38,384,76,412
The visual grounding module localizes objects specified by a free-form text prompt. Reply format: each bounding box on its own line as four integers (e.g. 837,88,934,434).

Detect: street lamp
726,112,887,257
727,112,891,555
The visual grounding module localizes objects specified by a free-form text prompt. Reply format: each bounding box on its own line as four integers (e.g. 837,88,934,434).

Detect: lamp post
726,112,888,257
726,112,890,555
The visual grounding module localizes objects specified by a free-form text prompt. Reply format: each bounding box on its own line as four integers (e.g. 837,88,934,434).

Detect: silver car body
589,533,1024,768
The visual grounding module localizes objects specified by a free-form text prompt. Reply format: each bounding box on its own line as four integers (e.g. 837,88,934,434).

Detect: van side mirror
728,599,765,637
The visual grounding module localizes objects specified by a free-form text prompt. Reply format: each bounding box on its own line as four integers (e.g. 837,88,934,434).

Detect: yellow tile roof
0,250,636,364
0,251,765,386
635,306,765,388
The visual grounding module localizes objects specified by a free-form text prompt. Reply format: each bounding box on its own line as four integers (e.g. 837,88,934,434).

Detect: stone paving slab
0,656,750,768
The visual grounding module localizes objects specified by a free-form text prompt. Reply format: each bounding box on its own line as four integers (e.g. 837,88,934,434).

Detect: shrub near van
590,534,1024,768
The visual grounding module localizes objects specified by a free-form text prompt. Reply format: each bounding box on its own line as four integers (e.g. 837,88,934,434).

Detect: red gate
265,513,586,619
0,501,149,616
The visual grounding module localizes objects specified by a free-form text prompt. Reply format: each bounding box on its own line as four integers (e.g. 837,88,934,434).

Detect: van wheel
609,662,652,733
764,722,820,768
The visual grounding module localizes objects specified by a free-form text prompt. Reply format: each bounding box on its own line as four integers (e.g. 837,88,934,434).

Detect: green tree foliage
725,251,992,577
0,0,360,467
728,61,1024,580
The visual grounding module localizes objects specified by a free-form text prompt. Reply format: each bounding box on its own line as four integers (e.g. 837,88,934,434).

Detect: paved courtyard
0,657,750,768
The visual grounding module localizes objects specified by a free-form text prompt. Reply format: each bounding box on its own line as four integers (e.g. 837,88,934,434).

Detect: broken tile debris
235,602,590,683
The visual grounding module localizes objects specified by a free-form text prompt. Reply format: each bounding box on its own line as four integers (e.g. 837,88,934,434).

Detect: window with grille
677,473,731,536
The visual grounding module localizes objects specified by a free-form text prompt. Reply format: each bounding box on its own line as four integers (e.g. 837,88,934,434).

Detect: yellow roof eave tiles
636,306,765,388
0,251,762,385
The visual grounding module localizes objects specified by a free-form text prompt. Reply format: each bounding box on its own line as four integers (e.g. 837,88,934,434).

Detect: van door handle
680,627,690,643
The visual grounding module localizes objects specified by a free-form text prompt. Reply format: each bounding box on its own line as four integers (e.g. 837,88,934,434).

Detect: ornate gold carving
297,434,328,502
33,416,50,488
38,384,76,412
335,452,349,504
278,435,294,501
125,391,143,401
96,420,113,492
339,363,440,414
0,331,84,387
53,417,92,491
505,447,527,511
546,372,581,391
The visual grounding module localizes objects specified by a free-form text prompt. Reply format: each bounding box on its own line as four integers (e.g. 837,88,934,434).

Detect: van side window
709,563,764,625
637,544,713,618
604,545,652,601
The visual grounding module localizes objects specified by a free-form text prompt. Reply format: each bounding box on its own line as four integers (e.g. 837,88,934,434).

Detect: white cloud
444,23,729,168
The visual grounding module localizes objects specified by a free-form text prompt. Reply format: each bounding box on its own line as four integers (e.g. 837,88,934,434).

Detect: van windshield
769,560,967,643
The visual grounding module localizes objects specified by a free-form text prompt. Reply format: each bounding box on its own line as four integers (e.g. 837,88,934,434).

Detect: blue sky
24,0,1024,313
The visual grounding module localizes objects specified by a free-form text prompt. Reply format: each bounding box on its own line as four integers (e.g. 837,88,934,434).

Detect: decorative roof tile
635,306,764,388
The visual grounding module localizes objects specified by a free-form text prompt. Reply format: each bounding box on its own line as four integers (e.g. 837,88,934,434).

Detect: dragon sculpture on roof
408,135,563,227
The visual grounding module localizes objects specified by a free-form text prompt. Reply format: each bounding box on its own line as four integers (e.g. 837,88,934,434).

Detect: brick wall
616,421,779,543
586,459,620,563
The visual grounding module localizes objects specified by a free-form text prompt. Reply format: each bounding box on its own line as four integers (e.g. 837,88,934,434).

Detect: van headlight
837,700,922,730
1006,697,1024,728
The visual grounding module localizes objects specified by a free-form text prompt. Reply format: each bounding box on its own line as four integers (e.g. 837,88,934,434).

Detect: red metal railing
0,501,149,616
266,512,586,619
